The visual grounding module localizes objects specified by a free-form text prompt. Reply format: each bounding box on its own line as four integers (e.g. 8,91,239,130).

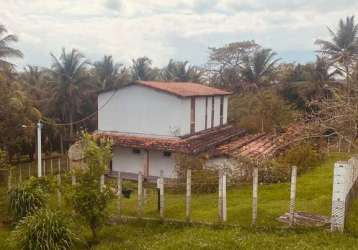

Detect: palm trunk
69,111,73,140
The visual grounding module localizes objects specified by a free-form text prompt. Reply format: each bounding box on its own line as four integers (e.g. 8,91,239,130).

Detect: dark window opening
163,151,172,157
110,160,113,171
220,96,224,125
132,149,141,154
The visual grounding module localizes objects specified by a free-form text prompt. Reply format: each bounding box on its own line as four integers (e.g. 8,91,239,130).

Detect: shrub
174,153,218,193
260,143,322,183
67,132,114,243
8,183,46,221
10,209,77,250
279,143,322,174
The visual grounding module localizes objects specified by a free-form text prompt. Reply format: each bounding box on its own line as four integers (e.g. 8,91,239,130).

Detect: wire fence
4,156,358,230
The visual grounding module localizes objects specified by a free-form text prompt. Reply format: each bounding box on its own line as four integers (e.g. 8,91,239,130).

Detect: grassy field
1,152,358,249
117,153,346,227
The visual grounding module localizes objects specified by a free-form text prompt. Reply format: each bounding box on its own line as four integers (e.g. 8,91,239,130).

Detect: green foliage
174,154,218,193
260,143,322,183
10,209,77,250
279,143,322,174
229,90,295,133
8,180,47,221
67,132,114,242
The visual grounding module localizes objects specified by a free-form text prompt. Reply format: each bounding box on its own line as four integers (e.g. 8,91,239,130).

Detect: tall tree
131,57,158,81
161,59,203,82
93,55,124,90
240,48,280,88
315,16,358,91
50,49,89,139
0,24,23,68
207,41,259,89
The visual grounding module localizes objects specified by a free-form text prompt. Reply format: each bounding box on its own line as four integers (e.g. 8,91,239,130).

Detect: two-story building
94,80,248,179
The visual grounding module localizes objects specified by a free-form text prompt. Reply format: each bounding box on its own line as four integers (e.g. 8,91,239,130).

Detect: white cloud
0,0,357,68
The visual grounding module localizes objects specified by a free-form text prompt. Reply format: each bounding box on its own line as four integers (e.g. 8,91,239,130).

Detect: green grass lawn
2,152,358,249
118,153,346,227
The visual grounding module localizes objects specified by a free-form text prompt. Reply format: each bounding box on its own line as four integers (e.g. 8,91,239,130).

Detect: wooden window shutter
190,97,195,134
211,97,215,128
205,96,208,129
220,96,224,126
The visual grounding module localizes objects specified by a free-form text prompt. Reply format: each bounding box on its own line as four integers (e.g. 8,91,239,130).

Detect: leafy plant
8,182,46,221
10,209,77,250
67,132,114,243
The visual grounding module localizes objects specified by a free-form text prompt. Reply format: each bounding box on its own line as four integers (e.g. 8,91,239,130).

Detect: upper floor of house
98,81,232,137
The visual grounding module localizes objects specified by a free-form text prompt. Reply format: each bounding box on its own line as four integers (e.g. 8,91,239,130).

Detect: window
132,149,141,154
163,151,172,157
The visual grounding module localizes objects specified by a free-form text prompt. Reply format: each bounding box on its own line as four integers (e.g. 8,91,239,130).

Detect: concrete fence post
137,171,143,218
160,170,165,220
186,169,191,223
72,175,76,186
252,167,258,225
50,159,53,175
331,161,350,232
117,171,122,217
289,166,297,227
222,170,227,222
218,169,223,222
58,158,61,175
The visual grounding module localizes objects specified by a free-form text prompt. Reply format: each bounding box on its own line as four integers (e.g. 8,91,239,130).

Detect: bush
8,182,46,221
67,132,114,243
174,153,218,193
10,209,77,250
260,143,322,183
279,143,322,174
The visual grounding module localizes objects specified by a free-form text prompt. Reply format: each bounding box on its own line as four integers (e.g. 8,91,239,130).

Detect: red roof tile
135,81,232,97
94,125,245,155
214,123,305,161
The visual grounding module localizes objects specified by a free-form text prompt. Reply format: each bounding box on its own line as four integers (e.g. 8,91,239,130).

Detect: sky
1,0,358,69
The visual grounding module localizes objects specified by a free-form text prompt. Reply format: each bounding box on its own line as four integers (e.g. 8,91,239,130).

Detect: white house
95,80,247,180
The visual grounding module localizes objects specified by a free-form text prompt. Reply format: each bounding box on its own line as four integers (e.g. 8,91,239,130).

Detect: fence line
331,158,358,232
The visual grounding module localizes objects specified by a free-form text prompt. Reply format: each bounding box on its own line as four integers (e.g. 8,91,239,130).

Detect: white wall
98,85,191,137
195,97,206,132
214,96,221,127
112,146,176,178
149,150,176,178
223,96,228,124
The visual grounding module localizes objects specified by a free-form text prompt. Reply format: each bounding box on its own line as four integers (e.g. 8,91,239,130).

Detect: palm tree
240,48,280,87
315,16,358,90
0,24,23,68
161,59,203,82
131,57,158,81
50,48,89,139
93,55,121,89
311,56,342,83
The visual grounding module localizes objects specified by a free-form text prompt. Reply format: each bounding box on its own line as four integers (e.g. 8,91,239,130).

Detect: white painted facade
98,83,229,178
112,146,176,178
98,85,191,137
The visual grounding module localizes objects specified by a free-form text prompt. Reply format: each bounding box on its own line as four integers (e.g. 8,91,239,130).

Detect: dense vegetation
1,15,358,161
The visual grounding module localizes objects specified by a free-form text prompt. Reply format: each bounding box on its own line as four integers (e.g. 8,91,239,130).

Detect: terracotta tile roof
135,81,232,97
214,123,305,161
94,125,245,155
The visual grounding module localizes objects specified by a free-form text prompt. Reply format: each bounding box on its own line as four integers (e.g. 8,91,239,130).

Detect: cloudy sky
1,0,357,69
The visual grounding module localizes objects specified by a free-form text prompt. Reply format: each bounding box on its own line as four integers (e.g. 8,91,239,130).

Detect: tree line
1,16,358,160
